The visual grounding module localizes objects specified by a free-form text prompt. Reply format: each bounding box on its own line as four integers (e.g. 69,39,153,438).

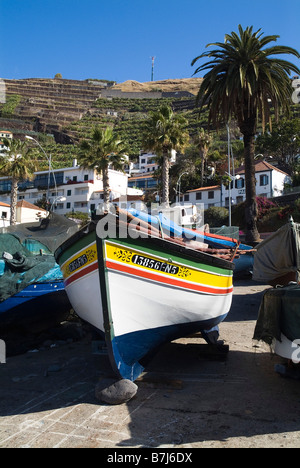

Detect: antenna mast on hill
151,56,156,81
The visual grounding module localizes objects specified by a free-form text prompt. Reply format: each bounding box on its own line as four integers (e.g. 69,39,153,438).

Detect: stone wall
2,78,105,134
101,89,162,100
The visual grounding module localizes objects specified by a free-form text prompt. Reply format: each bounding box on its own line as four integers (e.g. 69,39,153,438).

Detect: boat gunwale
55,217,235,272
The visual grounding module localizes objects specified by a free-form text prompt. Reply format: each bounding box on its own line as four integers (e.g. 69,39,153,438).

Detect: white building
222,160,291,206
125,150,177,177
183,161,291,209
0,201,10,226
111,195,147,212
181,186,221,210
0,160,141,216
0,200,47,226
0,130,13,140
16,200,48,224
0,130,13,154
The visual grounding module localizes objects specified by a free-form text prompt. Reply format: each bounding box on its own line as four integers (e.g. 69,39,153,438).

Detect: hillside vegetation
0,77,205,166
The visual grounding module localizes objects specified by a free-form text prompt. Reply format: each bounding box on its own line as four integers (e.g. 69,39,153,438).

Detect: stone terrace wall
3,78,106,132
101,89,162,100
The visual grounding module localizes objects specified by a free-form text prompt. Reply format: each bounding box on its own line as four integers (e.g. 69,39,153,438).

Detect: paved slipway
1,279,300,449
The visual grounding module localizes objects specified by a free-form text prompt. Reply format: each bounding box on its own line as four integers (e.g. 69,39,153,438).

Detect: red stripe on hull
65,262,98,286
106,260,233,295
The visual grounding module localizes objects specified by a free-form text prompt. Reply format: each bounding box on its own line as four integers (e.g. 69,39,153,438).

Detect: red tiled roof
128,174,157,180
16,200,47,211
0,201,10,207
112,195,145,202
236,160,289,176
187,185,220,193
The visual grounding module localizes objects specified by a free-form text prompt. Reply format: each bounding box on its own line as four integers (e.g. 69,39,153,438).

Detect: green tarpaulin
253,284,300,345
0,214,78,303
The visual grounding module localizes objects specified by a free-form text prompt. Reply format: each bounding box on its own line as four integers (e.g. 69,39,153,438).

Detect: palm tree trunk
10,178,18,225
102,168,110,212
243,133,260,244
161,152,170,207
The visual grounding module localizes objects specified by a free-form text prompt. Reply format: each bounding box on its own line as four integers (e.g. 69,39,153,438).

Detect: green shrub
204,206,229,227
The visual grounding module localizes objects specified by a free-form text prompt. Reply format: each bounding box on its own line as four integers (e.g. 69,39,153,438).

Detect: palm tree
79,126,127,211
143,105,189,206
0,138,37,225
194,128,212,186
192,25,300,244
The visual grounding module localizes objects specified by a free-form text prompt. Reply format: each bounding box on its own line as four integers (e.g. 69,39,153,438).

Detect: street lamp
50,196,66,212
176,172,188,204
25,135,57,202
225,172,240,227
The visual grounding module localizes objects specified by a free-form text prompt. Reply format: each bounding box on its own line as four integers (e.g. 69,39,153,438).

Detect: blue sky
1,0,299,83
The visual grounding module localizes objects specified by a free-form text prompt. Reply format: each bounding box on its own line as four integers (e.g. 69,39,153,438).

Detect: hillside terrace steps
2,78,108,133
1,77,200,141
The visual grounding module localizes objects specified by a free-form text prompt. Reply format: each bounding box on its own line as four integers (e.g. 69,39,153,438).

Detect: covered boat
253,218,300,362
0,214,78,332
55,209,235,381
253,284,300,363
252,217,300,286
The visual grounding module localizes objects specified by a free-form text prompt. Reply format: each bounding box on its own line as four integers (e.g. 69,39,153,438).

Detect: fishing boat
253,284,300,363
0,214,78,332
253,218,300,363
252,217,300,286
55,209,236,381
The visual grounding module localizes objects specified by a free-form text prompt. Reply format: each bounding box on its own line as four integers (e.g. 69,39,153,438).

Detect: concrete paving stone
1,280,300,448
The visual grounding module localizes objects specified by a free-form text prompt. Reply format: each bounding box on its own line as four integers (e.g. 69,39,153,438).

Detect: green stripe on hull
109,237,233,277
58,231,96,265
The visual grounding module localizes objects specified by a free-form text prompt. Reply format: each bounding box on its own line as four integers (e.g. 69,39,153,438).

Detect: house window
67,190,72,196
235,178,245,189
208,191,214,199
196,192,202,200
260,174,269,186
66,202,71,209
236,196,244,204
84,174,89,181
1,212,7,218
73,176,77,182
184,194,189,201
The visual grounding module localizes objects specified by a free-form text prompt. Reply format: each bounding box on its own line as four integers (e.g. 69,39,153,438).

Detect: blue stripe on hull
110,313,228,381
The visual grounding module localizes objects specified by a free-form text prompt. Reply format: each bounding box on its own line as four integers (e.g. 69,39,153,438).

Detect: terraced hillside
0,76,204,160
1,78,108,136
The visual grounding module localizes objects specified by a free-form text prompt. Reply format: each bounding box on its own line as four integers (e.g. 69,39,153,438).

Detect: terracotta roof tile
187,185,220,193
236,160,289,176
16,200,47,211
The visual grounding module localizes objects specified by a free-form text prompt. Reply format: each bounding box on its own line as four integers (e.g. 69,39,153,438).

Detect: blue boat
0,214,78,332
127,208,254,277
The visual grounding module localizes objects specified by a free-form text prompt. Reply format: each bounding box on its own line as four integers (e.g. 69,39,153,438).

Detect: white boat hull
56,221,234,380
